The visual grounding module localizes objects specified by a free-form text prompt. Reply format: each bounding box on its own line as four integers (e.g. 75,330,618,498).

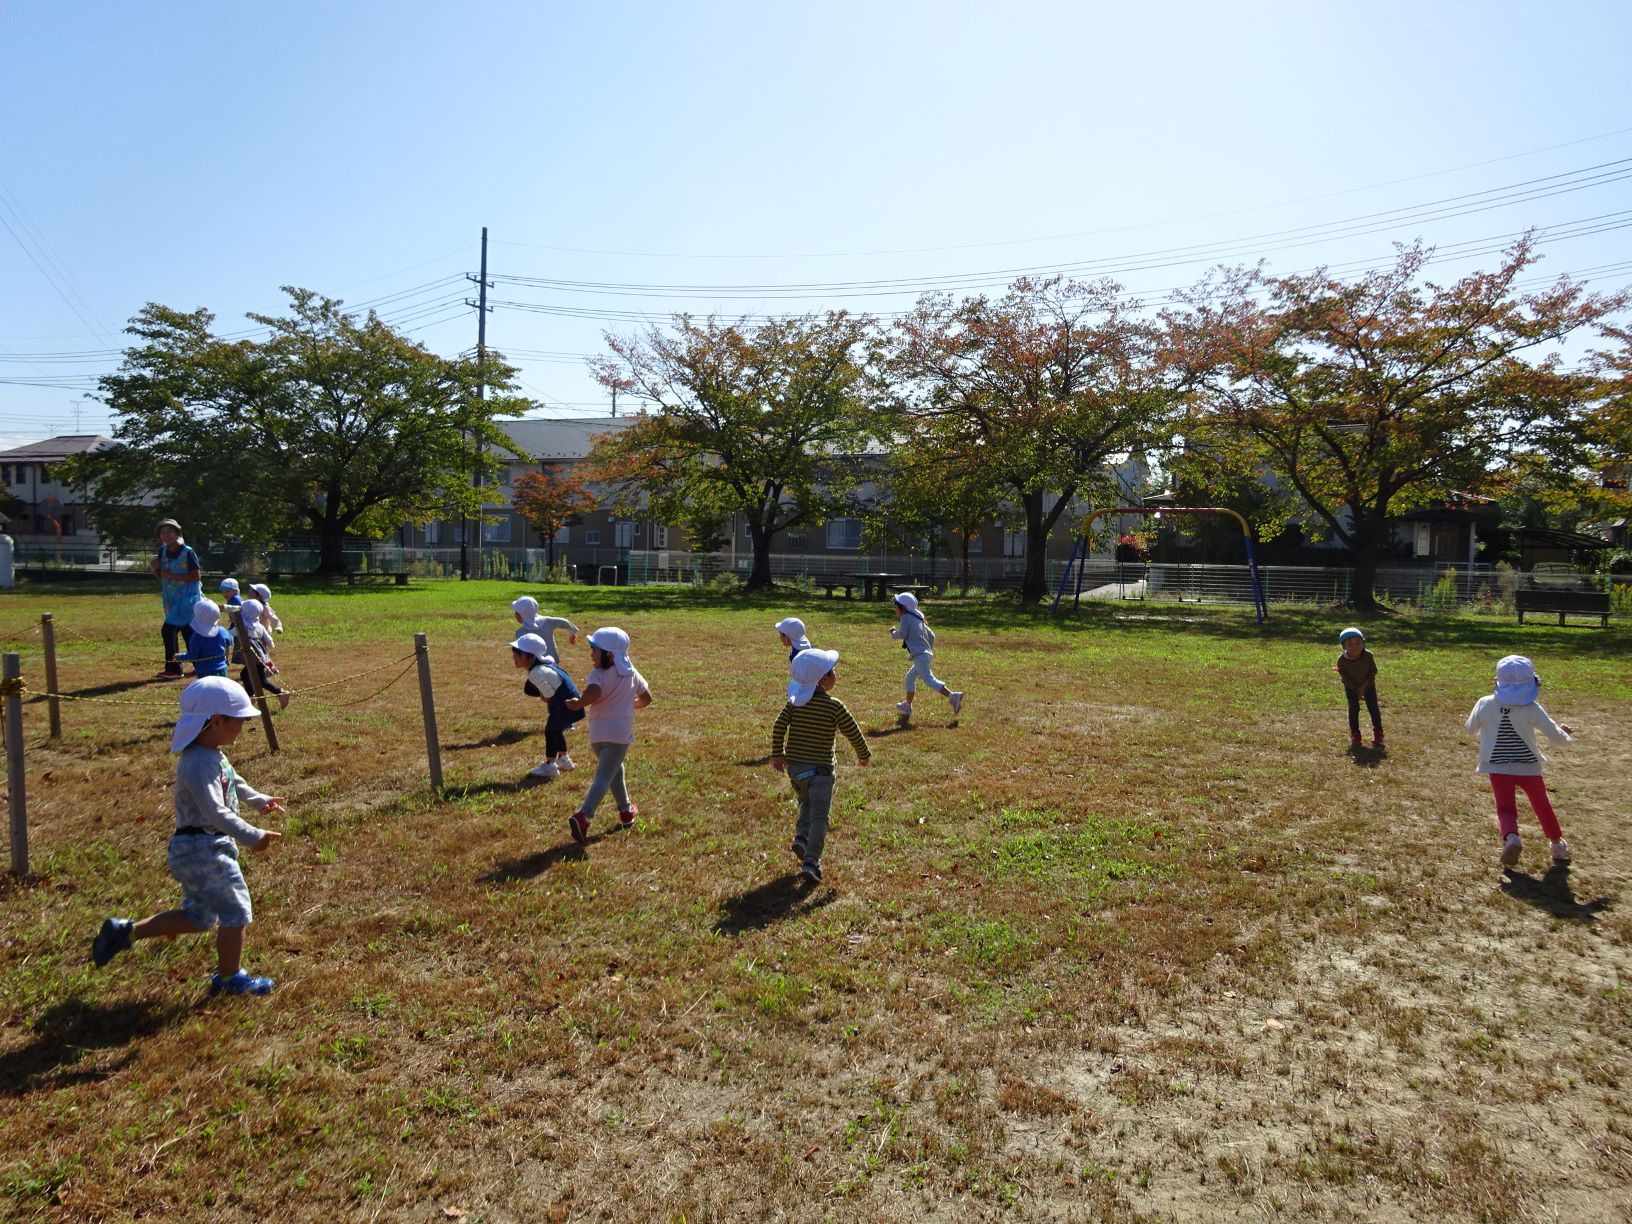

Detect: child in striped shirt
1465,654,1574,869
770,648,870,886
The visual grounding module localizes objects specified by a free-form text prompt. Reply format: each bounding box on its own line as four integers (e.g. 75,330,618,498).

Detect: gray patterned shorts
167,834,254,929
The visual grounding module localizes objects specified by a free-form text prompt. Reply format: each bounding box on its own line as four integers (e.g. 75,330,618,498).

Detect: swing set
1051,506,1268,621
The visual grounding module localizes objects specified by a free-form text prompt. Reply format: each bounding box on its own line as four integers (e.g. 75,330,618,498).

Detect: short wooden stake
230,609,281,754
415,632,443,793
4,653,27,875
41,613,61,740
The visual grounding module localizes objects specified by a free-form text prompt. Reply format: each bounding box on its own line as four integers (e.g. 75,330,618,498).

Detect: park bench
264,571,409,587
820,580,857,599
1514,587,1610,627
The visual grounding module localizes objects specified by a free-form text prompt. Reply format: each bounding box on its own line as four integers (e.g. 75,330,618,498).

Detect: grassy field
0,580,1628,1223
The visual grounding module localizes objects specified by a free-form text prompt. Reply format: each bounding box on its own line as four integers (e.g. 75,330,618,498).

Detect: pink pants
1489,773,1562,842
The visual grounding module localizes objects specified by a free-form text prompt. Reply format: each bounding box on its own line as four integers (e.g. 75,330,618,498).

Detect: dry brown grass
0,581,1628,1222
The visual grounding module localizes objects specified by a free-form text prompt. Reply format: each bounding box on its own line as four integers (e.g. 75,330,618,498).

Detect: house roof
0,434,114,462
1514,527,1613,551
497,416,630,461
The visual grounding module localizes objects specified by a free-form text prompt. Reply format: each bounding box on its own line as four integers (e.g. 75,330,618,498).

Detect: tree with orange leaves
1172,238,1626,612
511,465,596,570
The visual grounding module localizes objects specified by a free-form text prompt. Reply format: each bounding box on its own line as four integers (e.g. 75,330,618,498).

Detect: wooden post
230,609,281,754
415,632,443,793
5,653,27,875
40,613,61,740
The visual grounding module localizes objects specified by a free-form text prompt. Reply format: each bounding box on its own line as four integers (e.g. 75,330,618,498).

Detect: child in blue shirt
172,601,233,677
90,677,285,996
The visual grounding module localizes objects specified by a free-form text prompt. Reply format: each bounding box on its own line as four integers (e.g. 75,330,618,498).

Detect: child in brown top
1336,627,1383,749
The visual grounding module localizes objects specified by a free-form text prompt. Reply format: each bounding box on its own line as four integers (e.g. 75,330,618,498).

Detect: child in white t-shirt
565,627,652,843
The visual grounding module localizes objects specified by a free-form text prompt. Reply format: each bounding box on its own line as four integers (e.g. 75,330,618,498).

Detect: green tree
887,277,1176,602
873,426,1006,590
587,312,877,591
69,289,529,572
1173,240,1624,611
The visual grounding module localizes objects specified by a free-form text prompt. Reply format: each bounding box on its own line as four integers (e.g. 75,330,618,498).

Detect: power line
487,128,1632,261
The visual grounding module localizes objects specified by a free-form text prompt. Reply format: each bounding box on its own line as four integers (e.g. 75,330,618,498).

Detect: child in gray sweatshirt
891,592,962,721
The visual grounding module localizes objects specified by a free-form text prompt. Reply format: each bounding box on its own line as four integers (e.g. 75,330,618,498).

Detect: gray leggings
581,741,632,819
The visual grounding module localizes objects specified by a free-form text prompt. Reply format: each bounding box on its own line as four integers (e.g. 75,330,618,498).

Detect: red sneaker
568,811,589,844
619,804,638,830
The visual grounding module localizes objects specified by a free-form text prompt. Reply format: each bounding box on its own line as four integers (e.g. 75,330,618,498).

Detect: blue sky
2,0,1629,446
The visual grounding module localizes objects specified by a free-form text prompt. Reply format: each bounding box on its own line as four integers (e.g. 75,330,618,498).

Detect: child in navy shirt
511,632,583,779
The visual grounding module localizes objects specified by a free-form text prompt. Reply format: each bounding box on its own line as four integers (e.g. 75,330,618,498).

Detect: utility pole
463,226,493,580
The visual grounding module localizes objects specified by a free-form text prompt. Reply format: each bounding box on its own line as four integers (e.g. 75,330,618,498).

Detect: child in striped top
1465,654,1574,870
770,648,870,886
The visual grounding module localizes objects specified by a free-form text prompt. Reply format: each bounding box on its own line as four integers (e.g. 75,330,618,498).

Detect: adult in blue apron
151,518,202,679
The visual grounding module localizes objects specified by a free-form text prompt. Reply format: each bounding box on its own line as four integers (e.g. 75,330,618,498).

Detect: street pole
463,225,493,579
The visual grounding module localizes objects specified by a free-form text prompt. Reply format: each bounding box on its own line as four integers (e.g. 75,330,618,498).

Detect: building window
614,521,635,549
826,518,862,550
424,521,441,545
585,530,601,545
743,521,753,539
1413,522,1431,557
1003,530,1026,558
554,526,571,544
787,531,808,549
482,517,511,543
965,533,984,554
653,524,669,548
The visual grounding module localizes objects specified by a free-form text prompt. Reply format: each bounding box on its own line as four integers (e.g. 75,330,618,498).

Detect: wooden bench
1515,587,1610,627
891,585,937,601
820,580,857,599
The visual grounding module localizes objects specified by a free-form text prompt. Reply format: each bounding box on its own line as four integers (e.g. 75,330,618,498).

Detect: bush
708,571,742,593
1612,584,1632,619
1420,568,1462,613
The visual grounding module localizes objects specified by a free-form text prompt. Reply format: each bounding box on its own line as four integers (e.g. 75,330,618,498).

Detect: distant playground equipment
1052,505,1268,622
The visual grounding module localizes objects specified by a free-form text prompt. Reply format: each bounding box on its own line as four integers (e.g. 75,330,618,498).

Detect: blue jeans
789,766,835,864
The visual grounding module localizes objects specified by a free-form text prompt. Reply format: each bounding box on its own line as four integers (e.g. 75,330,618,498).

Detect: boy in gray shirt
91,678,285,996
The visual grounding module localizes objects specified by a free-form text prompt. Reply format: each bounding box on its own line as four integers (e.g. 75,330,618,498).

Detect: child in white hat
771,648,870,886
218,577,243,607
171,600,234,677
511,595,578,662
509,632,584,778
1465,654,1575,868
1335,627,1384,749
249,583,283,634
232,599,290,710
774,616,814,664
564,627,652,843
890,592,962,720
90,677,285,996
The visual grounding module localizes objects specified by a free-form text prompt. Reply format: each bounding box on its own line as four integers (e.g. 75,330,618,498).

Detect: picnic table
844,572,918,601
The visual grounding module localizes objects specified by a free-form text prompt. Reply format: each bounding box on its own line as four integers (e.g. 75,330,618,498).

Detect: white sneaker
895,700,912,717
1500,833,1521,868
528,761,559,780
948,691,964,716
555,754,575,772
1550,839,1571,862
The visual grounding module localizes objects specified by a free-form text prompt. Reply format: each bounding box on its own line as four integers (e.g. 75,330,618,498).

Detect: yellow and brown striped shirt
770,689,870,766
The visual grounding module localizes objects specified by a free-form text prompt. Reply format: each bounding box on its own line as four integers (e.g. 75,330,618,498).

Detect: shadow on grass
1499,863,1611,923
1347,745,1387,768
46,677,160,700
446,774,555,799
866,722,917,739
477,835,605,883
446,727,533,751
0,996,190,1098
712,874,837,936
736,755,773,767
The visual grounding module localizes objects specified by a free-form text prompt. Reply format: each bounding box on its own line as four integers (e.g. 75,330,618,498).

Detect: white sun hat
171,676,258,752
787,648,840,707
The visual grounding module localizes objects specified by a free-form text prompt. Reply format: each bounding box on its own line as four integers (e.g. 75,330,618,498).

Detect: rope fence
3,615,448,875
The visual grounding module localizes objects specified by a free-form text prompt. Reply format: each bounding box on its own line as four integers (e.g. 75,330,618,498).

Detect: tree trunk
960,537,971,593
745,523,774,591
317,521,348,574
1348,515,1388,613
1021,489,1050,603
